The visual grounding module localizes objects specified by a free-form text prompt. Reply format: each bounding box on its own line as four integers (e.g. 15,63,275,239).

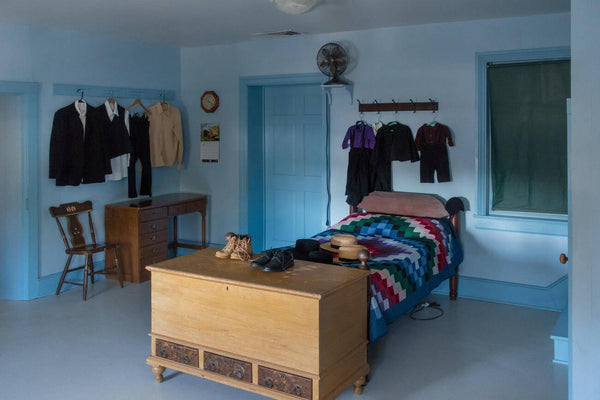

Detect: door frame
0,81,39,300
239,73,328,251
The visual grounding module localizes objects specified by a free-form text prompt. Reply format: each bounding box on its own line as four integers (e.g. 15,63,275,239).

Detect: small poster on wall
201,123,220,163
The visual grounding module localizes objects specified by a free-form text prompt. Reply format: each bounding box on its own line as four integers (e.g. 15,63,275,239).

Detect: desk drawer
140,229,168,248
156,339,199,367
140,207,167,222
141,243,168,260
140,219,168,235
187,199,205,213
204,352,251,383
168,204,188,216
258,366,312,399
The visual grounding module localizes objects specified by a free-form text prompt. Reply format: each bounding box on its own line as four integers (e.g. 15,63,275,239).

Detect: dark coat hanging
49,103,107,186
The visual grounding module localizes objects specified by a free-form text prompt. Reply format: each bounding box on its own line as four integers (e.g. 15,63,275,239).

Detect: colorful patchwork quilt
312,212,463,341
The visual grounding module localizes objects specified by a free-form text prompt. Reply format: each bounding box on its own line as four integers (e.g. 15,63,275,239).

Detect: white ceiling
0,0,569,47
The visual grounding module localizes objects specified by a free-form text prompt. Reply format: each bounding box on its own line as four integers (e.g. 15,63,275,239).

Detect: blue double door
262,84,327,249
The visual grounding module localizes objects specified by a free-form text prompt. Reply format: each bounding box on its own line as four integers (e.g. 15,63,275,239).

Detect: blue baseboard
550,309,568,365
432,274,568,312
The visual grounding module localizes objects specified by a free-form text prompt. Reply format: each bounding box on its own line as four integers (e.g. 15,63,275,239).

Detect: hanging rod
53,83,176,102
358,99,438,113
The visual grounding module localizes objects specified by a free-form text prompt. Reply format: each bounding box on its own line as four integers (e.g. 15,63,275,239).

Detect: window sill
474,214,567,236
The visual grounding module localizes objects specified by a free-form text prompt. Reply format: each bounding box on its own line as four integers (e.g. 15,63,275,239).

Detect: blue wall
0,22,182,299
179,13,570,295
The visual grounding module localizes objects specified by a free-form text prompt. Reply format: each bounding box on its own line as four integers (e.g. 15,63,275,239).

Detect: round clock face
201,91,219,113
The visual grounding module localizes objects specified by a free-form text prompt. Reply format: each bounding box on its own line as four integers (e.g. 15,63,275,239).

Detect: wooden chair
49,201,124,301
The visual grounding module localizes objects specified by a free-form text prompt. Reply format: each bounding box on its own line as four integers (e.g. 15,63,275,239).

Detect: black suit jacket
49,103,110,186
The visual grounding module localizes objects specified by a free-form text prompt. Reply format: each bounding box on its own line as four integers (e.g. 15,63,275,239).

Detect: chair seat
66,243,117,255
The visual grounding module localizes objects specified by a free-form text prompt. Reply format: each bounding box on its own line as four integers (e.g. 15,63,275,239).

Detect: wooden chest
146,248,370,400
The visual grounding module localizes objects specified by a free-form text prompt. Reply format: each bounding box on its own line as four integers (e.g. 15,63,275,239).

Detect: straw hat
335,245,368,264
320,234,358,253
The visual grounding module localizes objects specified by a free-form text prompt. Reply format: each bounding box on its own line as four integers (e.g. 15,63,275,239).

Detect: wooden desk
146,248,370,400
105,193,206,283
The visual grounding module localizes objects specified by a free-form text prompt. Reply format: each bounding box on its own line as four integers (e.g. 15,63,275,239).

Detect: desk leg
201,211,206,248
173,216,178,257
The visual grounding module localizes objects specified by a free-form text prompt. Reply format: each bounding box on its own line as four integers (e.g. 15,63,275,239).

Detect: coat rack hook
392,99,398,114
77,88,84,100
373,99,380,115
410,99,416,113
429,98,436,113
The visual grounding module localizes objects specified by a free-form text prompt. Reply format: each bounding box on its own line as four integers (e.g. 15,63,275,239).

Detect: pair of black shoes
250,249,294,272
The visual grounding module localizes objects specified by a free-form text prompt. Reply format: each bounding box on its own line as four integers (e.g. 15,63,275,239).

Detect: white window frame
475,47,570,236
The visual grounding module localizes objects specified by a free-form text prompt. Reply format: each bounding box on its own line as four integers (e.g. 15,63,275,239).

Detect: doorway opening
240,74,329,252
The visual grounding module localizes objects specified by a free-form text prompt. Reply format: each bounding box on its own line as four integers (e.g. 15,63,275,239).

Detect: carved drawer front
140,219,168,235
140,229,168,248
155,339,199,367
258,366,312,399
140,207,167,222
203,352,252,383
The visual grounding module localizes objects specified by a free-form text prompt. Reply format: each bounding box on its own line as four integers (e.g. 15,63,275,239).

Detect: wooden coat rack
358,99,438,113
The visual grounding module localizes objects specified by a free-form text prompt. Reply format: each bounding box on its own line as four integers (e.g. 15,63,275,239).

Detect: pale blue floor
0,280,567,400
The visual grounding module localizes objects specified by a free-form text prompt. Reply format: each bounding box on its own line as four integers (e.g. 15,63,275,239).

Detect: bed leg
449,275,458,300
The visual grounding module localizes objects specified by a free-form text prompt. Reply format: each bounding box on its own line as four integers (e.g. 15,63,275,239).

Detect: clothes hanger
374,100,383,124
74,89,87,114
126,98,150,114
356,100,365,125
387,100,399,126
428,98,438,126
76,89,86,103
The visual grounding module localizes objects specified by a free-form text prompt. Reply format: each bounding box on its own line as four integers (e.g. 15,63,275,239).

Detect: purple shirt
342,122,375,149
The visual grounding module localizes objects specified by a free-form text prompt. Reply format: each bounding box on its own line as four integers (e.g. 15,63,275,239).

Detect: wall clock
201,91,219,113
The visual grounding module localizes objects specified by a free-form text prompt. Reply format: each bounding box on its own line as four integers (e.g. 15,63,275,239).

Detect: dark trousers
420,144,451,183
346,148,373,206
128,116,152,198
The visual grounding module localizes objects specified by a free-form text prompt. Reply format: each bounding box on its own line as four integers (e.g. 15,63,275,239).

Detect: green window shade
488,60,570,215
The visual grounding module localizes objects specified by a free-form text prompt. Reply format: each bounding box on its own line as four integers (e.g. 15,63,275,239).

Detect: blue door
264,85,326,249
0,95,23,298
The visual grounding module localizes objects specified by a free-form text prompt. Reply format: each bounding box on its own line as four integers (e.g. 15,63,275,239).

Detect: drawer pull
208,360,218,372
152,235,157,241
151,223,157,229
264,377,274,388
293,384,302,396
152,248,160,255
233,365,245,380
158,345,168,358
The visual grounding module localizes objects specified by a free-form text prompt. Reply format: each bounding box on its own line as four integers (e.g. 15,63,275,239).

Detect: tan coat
148,102,183,170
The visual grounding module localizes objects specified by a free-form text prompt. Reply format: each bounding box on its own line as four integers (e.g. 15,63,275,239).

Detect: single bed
312,191,464,341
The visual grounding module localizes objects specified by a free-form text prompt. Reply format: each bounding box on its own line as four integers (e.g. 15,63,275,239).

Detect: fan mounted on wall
317,42,348,85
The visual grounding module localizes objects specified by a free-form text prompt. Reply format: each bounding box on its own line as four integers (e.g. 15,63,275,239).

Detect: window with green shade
488,60,570,215
475,47,570,236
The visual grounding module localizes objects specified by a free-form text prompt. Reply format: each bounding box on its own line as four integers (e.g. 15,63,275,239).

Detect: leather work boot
215,232,238,259
231,235,253,261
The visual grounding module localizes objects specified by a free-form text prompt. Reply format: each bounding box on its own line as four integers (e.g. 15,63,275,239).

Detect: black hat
293,239,333,264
